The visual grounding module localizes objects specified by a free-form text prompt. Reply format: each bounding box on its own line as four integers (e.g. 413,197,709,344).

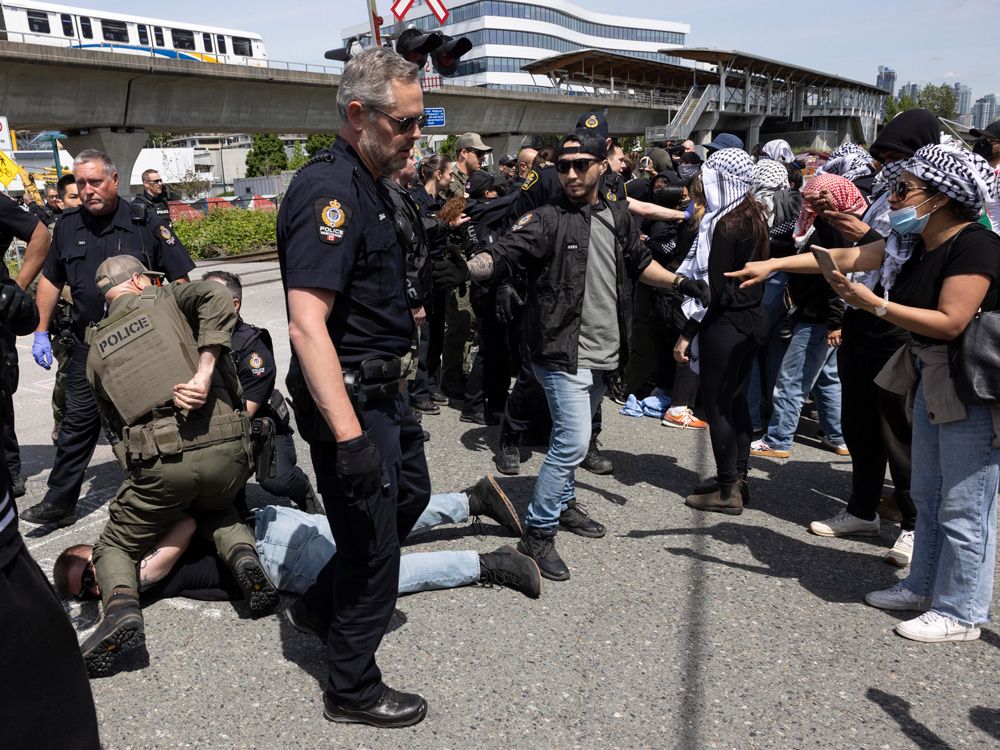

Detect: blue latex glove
32,331,52,370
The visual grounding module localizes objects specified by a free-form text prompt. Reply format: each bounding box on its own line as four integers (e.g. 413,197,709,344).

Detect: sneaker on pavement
559,502,605,538
661,408,708,430
820,437,851,456
864,581,930,611
517,527,570,581
809,509,879,537
886,530,915,567
750,439,790,458
894,611,981,643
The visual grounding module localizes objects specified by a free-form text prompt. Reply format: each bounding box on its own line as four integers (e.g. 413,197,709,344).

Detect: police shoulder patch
521,170,539,191
248,351,266,376
158,225,177,245
606,190,618,202
512,212,534,231
315,197,351,245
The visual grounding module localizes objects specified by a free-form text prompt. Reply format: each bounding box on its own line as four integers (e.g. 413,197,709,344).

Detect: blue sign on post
424,107,446,127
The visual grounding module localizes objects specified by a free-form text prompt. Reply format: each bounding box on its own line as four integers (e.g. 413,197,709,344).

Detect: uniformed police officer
132,169,172,227
202,270,321,516
278,46,430,729
79,256,276,678
20,150,195,528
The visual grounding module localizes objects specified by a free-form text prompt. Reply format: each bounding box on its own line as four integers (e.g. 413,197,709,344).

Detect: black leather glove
335,433,384,500
677,277,711,308
495,283,524,324
0,281,39,336
432,249,470,293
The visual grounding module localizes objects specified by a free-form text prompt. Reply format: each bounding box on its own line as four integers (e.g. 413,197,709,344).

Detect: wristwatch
873,302,889,318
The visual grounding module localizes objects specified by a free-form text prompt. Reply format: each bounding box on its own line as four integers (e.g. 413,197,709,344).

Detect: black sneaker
580,438,613,475
517,527,569,581
466,474,522,536
285,598,329,642
81,590,146,678
559,502,605,538
495,420,522,476
10,474,25,498
19,501,77,527
324,687,428,728
226,545,279,617
479,545,541,598
411,401,441,415
428,390,449,404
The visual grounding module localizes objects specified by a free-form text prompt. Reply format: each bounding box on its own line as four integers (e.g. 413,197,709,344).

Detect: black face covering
973,139,996,161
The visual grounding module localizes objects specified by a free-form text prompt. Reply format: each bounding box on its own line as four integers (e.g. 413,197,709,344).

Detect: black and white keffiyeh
761,139,795,164
676,148,754,323
852,159,913,293
750,160,790,227
818,143,874,183
905,144,998,212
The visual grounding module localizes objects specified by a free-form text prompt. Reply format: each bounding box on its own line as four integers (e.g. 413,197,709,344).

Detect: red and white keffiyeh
794,173,867,248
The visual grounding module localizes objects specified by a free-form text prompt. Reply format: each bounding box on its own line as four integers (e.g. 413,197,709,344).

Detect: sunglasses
145,179,163,184
369,107,427,134
556,158,598,174
78,564,97,601
890,182,931,200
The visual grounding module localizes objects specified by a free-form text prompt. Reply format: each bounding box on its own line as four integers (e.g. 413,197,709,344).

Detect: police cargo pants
299,393,430,707
92,438,255,601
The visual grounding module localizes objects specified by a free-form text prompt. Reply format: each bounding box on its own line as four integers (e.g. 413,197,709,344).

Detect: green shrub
173,208,277,259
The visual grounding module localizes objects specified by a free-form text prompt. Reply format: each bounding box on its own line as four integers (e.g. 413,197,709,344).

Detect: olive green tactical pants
51,338,71,428
93,438,254,605
442,290,474,390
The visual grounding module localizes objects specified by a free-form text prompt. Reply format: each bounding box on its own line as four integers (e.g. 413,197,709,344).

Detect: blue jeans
902,379,999,625
254,494,480,595
763,321,844,451
527,365,607,530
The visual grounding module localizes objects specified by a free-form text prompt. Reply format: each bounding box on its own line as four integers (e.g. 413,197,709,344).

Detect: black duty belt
343,357,403,404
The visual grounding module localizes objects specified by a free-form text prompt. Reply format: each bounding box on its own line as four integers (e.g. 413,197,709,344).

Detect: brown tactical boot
685,481,744,515
689,473,751,507
226,544,280,617
81,587,146,678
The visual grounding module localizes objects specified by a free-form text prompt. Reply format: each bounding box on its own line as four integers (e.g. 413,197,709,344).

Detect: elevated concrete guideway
0,42,673,178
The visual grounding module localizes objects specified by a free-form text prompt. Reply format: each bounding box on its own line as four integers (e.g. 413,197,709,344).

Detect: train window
171,29,195,50
202,33,213,52
26,11,50,34
80,16,93,39
154,26,164,47
61,13,73,36
216,35,227,54
137,24,148,45
232,37,252,57
101,20,129,43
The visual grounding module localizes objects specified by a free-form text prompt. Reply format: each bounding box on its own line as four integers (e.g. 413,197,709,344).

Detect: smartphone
811,246,841,278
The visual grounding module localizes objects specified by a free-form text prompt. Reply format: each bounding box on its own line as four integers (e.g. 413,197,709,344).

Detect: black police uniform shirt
232,319,278,409
277,139,413,367
42,197,195,337
132,192,172,226
0,192,40,282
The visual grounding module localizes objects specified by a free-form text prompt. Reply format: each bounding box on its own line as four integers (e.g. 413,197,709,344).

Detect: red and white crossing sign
391,0,449,23
390,0,414,21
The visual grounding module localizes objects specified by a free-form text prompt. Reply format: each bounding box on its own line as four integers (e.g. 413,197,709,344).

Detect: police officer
132,169,172,227
202,270,321,516
278,46,430,729
20,150,195,527
0,277,101,748
79,256,276,678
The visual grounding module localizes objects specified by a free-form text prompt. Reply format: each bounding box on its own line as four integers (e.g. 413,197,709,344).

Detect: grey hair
336,47,420,120
73,149,117,177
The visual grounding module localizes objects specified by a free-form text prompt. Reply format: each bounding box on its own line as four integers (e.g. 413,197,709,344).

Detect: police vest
86,287,200,425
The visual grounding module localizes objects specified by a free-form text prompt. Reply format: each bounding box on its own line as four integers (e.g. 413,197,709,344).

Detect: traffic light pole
367,0,383,46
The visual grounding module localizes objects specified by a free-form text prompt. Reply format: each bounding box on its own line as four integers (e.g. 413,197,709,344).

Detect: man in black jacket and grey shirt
463,130,707,579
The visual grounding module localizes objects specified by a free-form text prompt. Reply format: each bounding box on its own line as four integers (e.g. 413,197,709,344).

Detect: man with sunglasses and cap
77,255,275,678
447,132,492,199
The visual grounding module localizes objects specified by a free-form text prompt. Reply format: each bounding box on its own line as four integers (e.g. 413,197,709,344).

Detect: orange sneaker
661,408,708,430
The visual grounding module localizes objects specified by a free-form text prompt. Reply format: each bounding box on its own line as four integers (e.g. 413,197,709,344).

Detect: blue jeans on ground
902,378,999,625
526,365,607,530
749,272,790,431
254,494,480,595
762,321,844,451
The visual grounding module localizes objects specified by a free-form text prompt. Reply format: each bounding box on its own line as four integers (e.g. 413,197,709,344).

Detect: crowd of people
1,44,999,742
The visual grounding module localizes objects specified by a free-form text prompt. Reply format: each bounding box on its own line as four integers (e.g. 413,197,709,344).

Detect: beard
359,126,409,176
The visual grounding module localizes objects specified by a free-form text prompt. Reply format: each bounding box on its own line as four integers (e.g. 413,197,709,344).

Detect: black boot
324,687,428,728
297,485,324,516
479,545,541,598
690,474,751,507
685,481,744,515
285,598,329,643
81,588,146,678
580,437,613,475
559,499,605,538
19,500,76,527
226,544,279,617
517,527,569,581
495,420,522,476
466,474,522,536
10,474,25,498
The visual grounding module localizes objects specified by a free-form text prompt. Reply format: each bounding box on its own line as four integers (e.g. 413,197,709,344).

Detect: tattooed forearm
467,253,495,281
138,547,161,591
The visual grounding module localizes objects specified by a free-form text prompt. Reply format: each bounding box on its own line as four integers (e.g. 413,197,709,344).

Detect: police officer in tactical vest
79,256,277,678
202,270,321,516
20,150,195,528
277,47,431,729
131,169,172,227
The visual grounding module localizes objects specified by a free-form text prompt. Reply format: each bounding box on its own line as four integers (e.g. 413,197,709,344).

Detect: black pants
463,289,512,415
410,290,447,404
699,314,761,484
46,342,102,511
234,431,312,515
299,395,430,706
1,330,20,479
839,337,916,529
0,533,101,748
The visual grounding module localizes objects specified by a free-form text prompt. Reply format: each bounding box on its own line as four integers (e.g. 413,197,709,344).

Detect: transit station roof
521,49,698,91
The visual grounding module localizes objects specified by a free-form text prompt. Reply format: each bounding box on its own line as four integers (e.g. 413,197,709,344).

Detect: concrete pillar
481,134,524,166
692,129,713,160
65,127,147,194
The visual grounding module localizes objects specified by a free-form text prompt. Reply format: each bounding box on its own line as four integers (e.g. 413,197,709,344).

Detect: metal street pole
368,0,383,46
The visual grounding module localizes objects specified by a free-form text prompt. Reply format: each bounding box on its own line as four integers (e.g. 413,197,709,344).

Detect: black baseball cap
970,121,1000,140
576,111,609,139
498,154,516,167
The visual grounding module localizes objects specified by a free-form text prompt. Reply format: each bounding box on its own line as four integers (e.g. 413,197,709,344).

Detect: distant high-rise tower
877,66,897,97
973,94,997,130
953,83,973,118
898,82,920,102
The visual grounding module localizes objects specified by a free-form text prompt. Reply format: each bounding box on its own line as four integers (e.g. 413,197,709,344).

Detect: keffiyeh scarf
750,160,790,227
852,159,912,293
905,143,998,212
761,139,795,164
818,143,874,183
794,174,867,248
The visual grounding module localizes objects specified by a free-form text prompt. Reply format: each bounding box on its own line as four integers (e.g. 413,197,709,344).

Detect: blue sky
83,0,999,100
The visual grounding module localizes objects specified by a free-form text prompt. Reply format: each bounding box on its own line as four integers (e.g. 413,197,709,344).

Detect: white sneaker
809,509,880,537
886,530,915,567
895,611,981,643
864,582,930,611
820,437,850,456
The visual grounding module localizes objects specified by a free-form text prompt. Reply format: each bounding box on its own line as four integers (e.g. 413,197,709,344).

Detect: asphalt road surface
14,259,1000,749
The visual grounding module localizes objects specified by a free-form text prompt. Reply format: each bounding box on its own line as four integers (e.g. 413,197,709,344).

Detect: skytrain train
0,1,267,65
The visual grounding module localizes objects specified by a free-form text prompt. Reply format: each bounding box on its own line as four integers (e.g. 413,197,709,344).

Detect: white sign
0,116,13,156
